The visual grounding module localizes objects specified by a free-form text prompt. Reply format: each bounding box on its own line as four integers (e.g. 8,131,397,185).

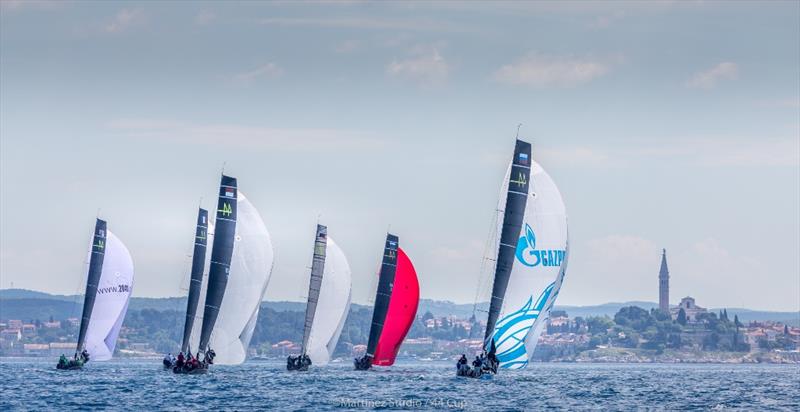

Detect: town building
1,328,22,341
670,296,708,322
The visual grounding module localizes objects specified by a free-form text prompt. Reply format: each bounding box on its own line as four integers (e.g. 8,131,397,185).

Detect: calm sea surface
1,358,798,410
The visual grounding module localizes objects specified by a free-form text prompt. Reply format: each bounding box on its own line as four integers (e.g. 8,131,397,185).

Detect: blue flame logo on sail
490,282,555,369
515,224,566,267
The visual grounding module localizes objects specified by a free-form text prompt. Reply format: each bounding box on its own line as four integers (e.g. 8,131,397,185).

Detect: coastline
547,347,800,364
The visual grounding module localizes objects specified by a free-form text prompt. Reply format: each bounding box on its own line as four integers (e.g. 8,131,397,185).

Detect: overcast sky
1,1,798,311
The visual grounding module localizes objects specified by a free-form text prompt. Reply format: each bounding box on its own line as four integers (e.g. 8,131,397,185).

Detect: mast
181,208,209,353
76,219,107,354
301,224,328,355
484,139,532,346
198,175,238,353
364,234,399,360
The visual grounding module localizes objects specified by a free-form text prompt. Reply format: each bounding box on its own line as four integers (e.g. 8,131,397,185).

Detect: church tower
659,249,669,313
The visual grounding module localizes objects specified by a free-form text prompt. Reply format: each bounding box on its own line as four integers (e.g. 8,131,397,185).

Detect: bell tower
659,249,669,313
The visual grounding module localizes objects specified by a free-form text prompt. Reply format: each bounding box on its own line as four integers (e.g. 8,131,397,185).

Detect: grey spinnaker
181,208,209,353
198,175,237,353
484,139,531,345
365,234,399,359
301,224,327,353
76,219,107,353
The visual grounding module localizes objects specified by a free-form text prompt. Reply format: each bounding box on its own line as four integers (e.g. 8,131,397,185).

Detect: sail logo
94,239,105,250
518,152,529,165
219,202,233,217
510,172,527,188
515,224,565,267
491,282,555,369
97,284,130,294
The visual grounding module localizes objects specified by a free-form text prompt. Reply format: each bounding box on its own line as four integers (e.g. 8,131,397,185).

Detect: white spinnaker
209,192,274,365
188,220,213,353
84,230,134,361
306,237,352,365
490,161,568,369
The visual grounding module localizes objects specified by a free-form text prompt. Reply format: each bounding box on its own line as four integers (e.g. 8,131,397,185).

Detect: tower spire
659,249,670,314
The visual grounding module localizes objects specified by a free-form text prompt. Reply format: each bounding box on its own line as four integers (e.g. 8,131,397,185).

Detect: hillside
0,289,797,325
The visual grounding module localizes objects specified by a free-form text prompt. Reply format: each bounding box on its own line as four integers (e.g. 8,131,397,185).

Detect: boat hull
172,366,208,375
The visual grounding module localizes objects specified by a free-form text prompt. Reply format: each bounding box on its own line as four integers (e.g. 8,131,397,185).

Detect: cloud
755,98,800,109
492,53,614,88
232,63,284,84
386,46,449,86
540,137,799,169
580,235,661,300
333,40,362,54
258,17,464,32
686,62,738,89
104,9,143,33
194,10,216,25
588,11,627,29
539,146,615,168
107,119,385,151
429,239,484,260
0,0,60,11
668,238,776,310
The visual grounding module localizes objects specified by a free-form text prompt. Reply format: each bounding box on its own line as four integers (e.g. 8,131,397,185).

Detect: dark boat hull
56,361,84,370
353,356,372,371
456,365,495,379
172,366,208,375
286,356,311,371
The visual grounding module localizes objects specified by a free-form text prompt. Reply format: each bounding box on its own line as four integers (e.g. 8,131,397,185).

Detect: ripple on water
1,359,798,411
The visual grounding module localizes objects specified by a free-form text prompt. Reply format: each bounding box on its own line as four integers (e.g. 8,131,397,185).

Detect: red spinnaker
372,247,419,366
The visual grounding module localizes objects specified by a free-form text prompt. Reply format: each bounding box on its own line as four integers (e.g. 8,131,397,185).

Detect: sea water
1,358,798,410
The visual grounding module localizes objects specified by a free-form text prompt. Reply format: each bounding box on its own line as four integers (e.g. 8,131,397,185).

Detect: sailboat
458,139,569,378
163,208,209,370
57,219,135,370
176,174,274,373
287,224,352,371
354,233,419,370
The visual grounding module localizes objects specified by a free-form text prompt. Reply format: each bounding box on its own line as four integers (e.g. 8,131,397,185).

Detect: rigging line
472,206,501,318
174,215,197,340
69,224,94,323
516,123,522,139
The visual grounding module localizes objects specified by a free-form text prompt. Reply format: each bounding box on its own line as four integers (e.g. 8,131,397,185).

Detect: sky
1,1,798,311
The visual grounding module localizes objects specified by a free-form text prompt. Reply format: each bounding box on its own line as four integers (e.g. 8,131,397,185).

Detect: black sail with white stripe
76,219,107,353
198,175,237,353
301,224,328,354
365,234,399,359
484,139,531,345
181,208,209,353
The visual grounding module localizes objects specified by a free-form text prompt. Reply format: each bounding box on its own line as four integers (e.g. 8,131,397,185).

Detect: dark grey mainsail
76,219,107,353
181,208,209,353
484,139,532,346
198,175,237,353
365,234,399,359
301,224,328,354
